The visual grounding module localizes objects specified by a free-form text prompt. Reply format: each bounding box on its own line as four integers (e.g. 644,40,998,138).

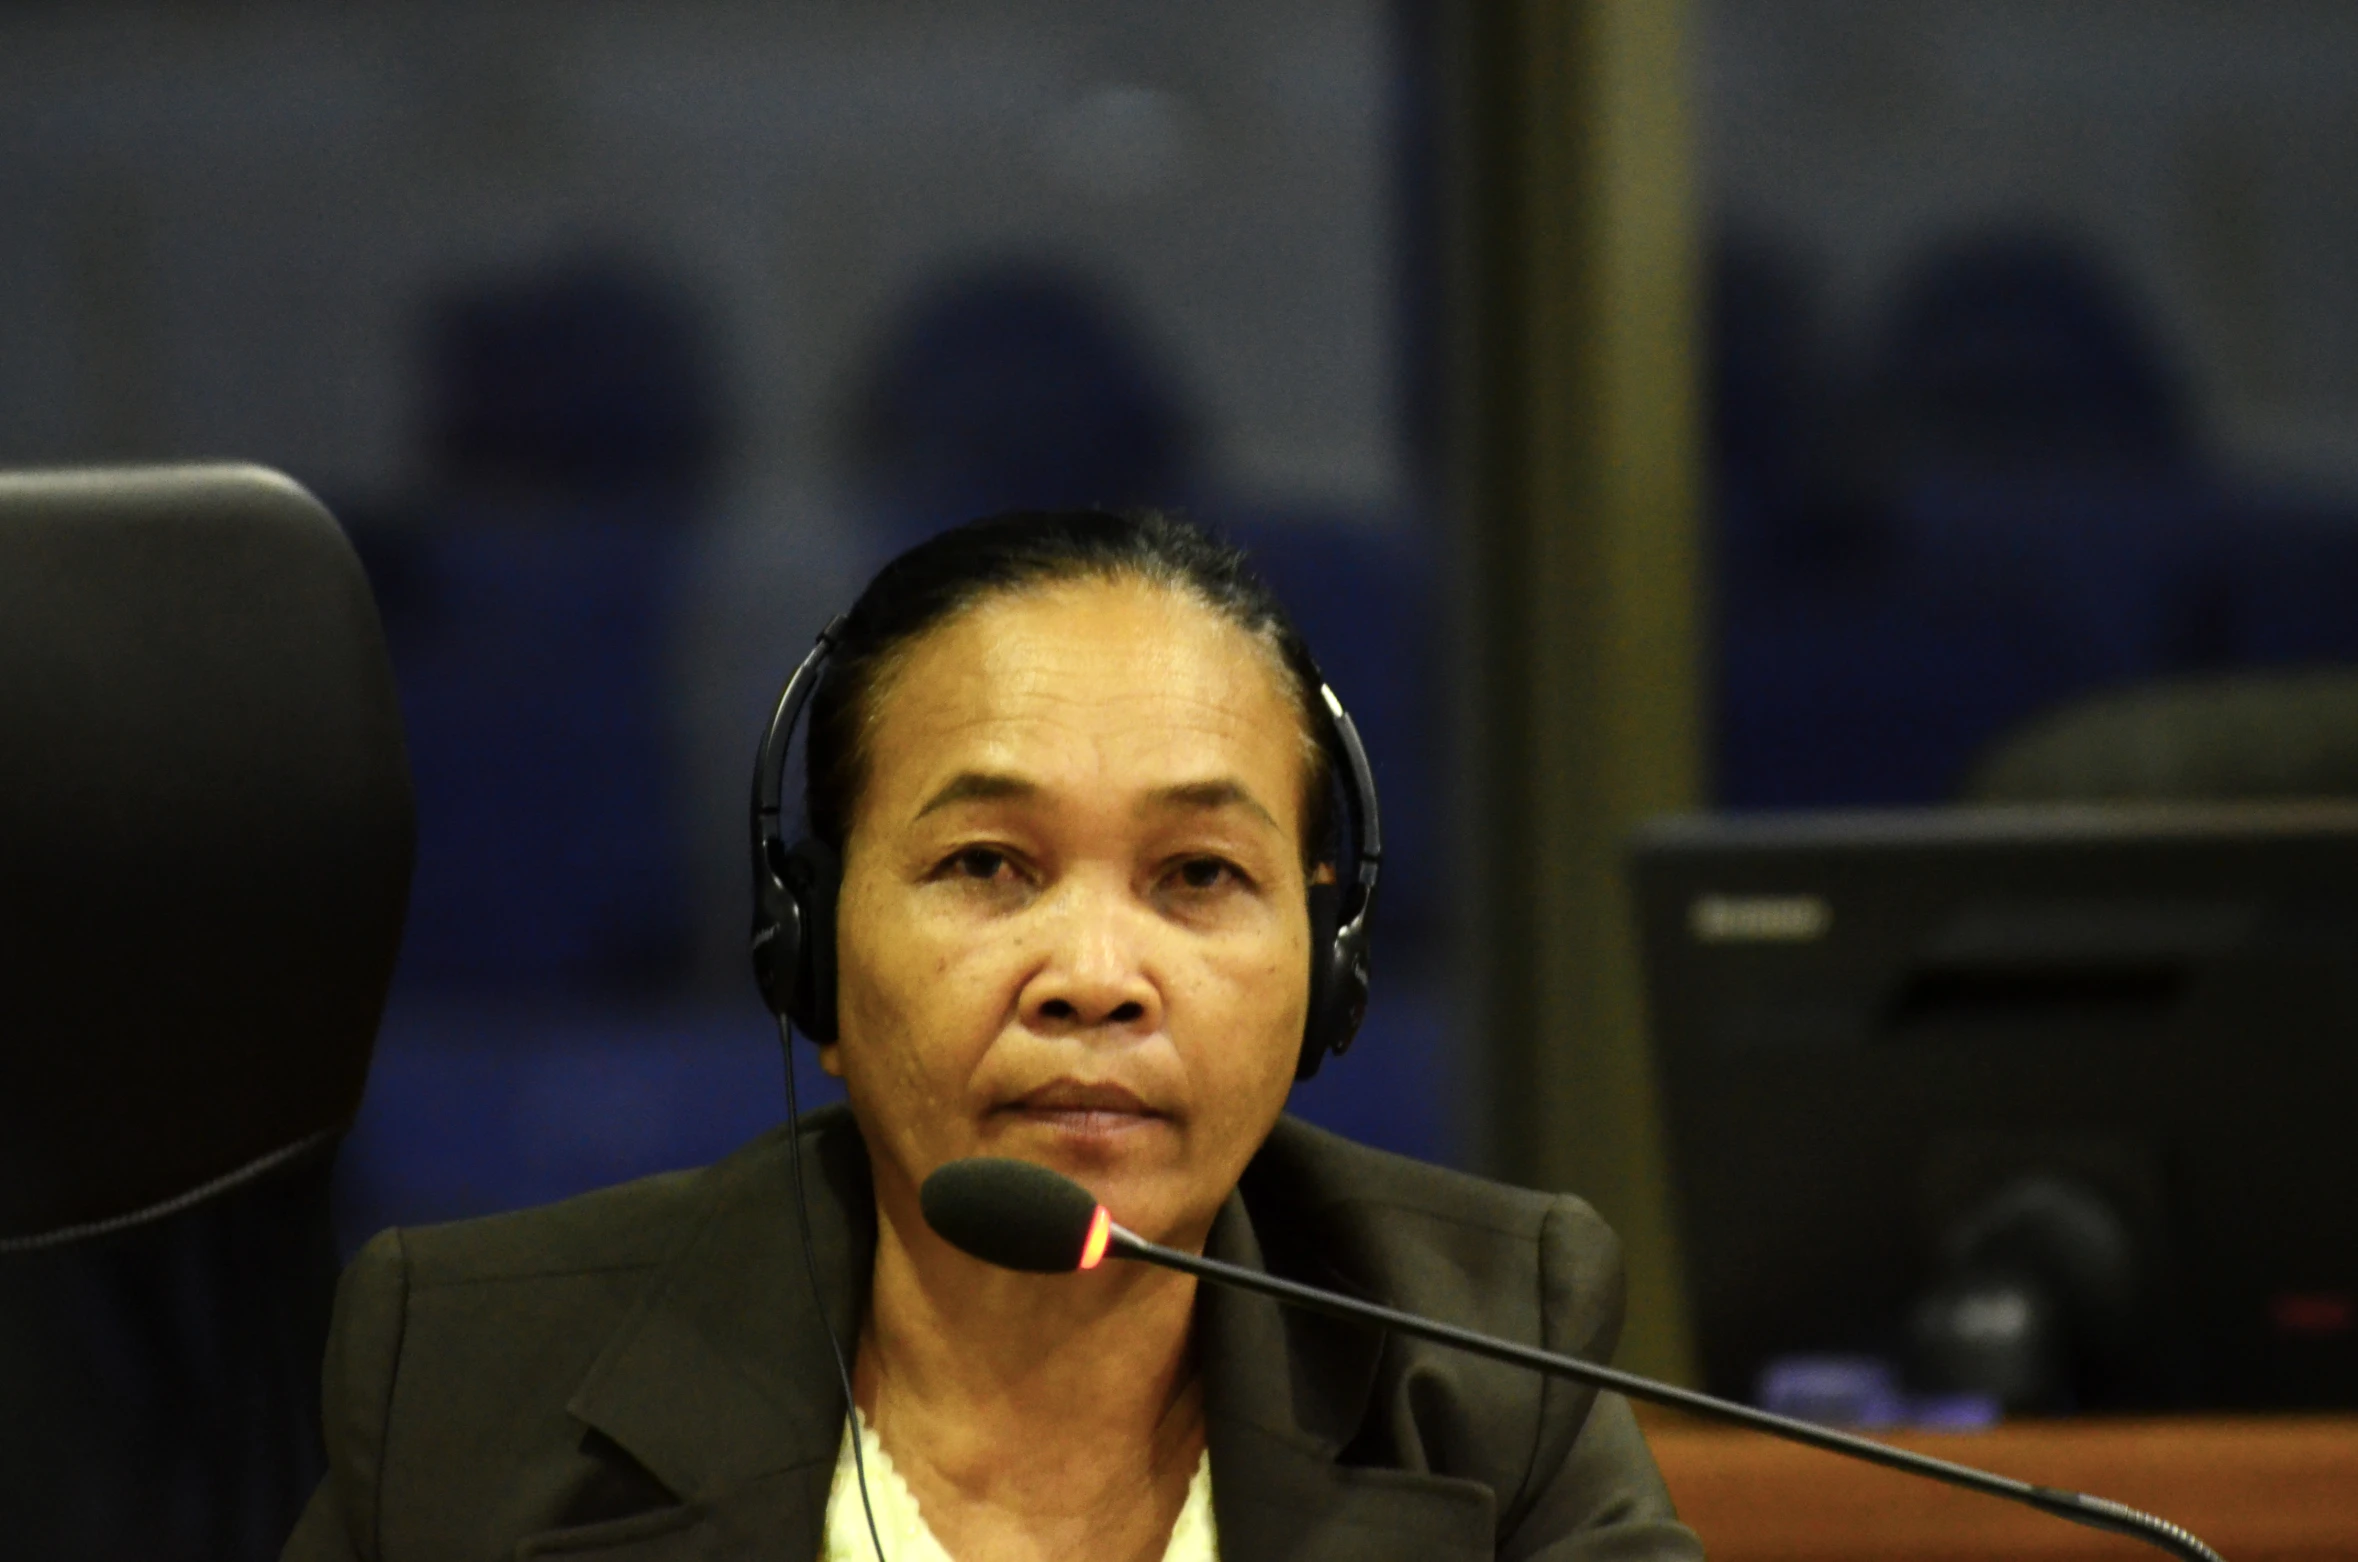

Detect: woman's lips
996,1080,1168,1137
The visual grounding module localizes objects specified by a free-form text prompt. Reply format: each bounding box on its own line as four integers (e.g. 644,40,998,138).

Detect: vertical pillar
1452,0,1704,1383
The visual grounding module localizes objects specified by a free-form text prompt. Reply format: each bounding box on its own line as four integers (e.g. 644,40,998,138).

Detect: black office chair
0,466,412,1561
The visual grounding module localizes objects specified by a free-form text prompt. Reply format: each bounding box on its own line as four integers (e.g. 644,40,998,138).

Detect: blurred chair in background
1964,669,2358,804
1860,229,2195,478
1866,230,2224,693
1709,231,2082,806
337,256,759,1246
1713,227,2231,807
379,255,719,995
843,259,1201,545
0,466,412,1562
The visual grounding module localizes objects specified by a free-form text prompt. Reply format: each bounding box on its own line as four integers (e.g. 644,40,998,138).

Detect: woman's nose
1019,885,1163,1035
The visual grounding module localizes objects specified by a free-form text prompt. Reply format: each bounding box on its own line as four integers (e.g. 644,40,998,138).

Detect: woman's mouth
996,1080,1169,1141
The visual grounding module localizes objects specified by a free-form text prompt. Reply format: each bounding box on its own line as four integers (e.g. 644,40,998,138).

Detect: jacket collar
565,1108,872,1508
559,1109,1494,1561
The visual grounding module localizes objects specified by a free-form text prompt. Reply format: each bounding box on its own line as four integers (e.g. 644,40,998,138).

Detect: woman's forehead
862,578,1303,806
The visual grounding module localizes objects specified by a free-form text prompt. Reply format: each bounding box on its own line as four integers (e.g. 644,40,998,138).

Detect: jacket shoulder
1246,1115,1625,1345
304,1125,802,1559
390,1123,794,1287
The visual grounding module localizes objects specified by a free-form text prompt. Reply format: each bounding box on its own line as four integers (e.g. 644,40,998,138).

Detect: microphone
917,1158,2225,1562
921,1155,1115,1273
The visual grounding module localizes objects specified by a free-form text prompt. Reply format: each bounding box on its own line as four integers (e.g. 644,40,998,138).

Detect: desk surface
1640,1412,2358,1562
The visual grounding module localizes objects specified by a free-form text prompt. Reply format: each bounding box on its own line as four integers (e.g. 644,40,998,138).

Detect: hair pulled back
804,508,1334,863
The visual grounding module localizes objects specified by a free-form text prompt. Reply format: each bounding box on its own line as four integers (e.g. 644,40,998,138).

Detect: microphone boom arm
1107,1225,2224,1562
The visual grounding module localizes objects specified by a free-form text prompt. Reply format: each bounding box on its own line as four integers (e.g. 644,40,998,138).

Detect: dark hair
805,508,1335,865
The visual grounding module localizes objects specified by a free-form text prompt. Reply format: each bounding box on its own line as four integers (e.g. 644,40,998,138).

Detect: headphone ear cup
1299,881,1343,1079
1326,914,1371,1053
1298,881,1373,1081
751,845,806,1022
779,836,842,1042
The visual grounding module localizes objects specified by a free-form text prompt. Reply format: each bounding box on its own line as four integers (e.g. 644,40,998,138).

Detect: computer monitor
1629,804,2358,1412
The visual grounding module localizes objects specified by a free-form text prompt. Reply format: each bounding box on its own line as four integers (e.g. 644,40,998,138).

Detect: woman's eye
946,846,1010,881
1172,857,1240,893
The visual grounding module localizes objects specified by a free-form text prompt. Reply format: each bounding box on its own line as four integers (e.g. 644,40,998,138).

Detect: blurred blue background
13,7,2358,1558
1702,4,2358,806
4,0,2357,1254
0,2,1460,1253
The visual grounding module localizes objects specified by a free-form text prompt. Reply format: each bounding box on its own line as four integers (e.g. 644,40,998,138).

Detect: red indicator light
1079,1205,1112,1270
2270,1292,2353,1338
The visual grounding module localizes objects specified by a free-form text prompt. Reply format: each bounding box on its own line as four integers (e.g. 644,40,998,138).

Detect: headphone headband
751,614,846,843
1319,683,1382,888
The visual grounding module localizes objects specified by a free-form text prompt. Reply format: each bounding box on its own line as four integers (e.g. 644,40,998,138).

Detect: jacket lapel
548,1111,875,1560
1198,1185,1501,1562
510,1465,837,1562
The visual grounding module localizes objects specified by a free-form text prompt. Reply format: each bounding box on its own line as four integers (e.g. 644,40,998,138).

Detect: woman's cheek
1189,943,1304,1108
899,926,1026,1097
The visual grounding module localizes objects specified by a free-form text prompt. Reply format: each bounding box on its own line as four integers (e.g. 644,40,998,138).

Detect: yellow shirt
822,1409,1218,1562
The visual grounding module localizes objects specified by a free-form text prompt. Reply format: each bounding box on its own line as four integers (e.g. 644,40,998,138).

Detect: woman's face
825,575,1313,1254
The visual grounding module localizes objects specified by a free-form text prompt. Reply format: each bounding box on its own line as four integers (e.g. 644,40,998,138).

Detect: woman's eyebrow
912,772,1279,831
1141,779,1279,831
914,770,1037,819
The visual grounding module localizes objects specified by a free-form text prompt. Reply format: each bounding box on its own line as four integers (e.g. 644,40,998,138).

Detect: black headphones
750,613,1382,1080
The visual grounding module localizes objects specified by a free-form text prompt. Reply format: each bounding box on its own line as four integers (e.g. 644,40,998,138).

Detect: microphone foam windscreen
920,1157,1103,1273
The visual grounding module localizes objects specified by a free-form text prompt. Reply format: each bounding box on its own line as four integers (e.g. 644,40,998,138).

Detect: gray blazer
284,1108,1703,1560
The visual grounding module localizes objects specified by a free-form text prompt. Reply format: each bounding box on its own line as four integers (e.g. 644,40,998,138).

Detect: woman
285,510,1701,1562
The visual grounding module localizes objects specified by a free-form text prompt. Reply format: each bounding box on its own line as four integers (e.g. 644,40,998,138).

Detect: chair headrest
0,465,413,1244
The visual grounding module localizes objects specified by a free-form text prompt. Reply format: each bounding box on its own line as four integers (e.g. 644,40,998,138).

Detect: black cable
1109,1227,2226,1562
0,1126,345,1255
777,1014,888,1562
